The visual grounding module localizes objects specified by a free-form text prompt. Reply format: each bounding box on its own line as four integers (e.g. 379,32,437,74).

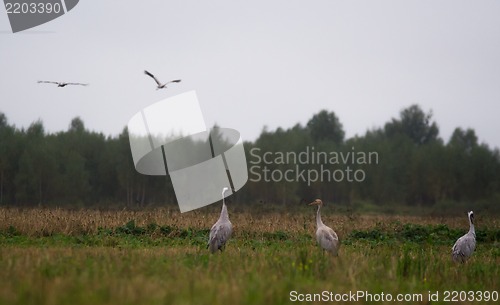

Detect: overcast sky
1,0,499,149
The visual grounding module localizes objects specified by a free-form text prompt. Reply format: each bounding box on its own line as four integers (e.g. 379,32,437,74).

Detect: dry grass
1,207,495,238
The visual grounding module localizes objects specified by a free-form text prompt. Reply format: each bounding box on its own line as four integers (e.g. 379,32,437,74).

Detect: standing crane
309,199,340,256
144,70,181,90
452,211,476,263
207,187,233,253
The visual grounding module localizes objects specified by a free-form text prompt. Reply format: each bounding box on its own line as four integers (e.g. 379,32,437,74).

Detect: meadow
0,206,499,305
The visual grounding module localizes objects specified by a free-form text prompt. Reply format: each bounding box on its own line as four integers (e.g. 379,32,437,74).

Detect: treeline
242,105,500,213
0,114,176,207
0,105,499,212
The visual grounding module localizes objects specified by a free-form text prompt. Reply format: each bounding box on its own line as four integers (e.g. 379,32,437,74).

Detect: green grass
0,210,498,305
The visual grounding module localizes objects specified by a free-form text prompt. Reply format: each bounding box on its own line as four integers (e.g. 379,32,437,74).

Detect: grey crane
207,187,233,253
38,80,88,87
144,70,181,90
309,199,340,256
452,211,476,263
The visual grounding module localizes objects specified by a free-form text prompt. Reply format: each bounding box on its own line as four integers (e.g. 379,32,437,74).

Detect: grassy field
0,207,499,305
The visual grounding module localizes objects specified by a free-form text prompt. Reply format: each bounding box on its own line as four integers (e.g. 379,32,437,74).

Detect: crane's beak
308,201,317,206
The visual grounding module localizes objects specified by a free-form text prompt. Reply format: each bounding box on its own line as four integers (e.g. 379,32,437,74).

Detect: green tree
385,104,439,145
14,121,57,205
69,117,85,134
449,127,478,153
0,113,16,204
307,110,345,145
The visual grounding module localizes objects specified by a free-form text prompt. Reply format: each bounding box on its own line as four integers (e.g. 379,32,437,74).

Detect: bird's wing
208,229,219,252
208,223,219,242
208,221,232,252
144,70,161,86
166,79,182,84
317,226,338,241
452,234,476,260
208,222,222,251
317,226,339,254
38,81,59,84
328,227,339,242
67,83,88,86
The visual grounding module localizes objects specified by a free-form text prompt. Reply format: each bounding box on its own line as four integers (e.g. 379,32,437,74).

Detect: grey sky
1,0,499,149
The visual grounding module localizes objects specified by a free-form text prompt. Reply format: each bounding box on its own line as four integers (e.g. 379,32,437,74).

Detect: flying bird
452,211,476,263
144,70,181,90
309,199,340,256
207,187,233,253
38,81,88,87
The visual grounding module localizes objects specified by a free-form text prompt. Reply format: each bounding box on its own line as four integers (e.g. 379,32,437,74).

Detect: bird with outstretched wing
38,81,88,87
144,70,181,90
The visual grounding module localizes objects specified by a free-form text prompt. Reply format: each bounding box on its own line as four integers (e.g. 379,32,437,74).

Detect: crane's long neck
316,205,324,228
468,217,475,236
220,200,229,221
